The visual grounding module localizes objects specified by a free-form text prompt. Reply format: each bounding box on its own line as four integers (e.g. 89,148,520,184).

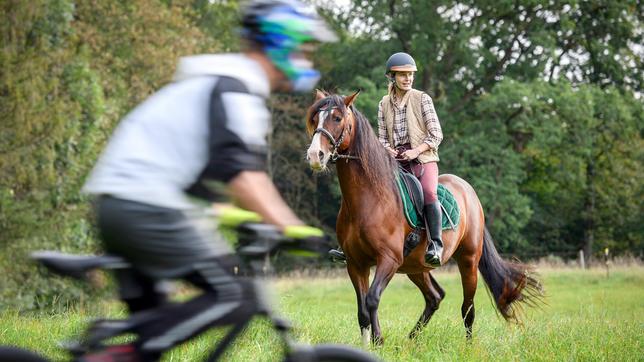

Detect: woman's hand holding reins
386,147,398,158
400,148,421,161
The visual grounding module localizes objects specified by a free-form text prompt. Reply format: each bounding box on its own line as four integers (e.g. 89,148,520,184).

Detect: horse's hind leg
407,271,444,339
366,258,397,345
347,263,371,346
456,255,479,339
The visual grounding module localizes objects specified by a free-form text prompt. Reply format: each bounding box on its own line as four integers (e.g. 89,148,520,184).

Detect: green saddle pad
396,178,460,230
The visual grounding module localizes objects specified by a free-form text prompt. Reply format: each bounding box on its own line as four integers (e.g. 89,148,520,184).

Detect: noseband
312,106,359,162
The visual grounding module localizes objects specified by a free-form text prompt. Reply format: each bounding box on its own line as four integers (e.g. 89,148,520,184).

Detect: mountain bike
0,208,380,362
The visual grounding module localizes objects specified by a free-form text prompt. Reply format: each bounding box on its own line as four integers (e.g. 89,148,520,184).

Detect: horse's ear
315,89,327,101
344,89,361,107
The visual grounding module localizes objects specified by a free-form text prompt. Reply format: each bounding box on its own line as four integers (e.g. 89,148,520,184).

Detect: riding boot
328,246,346,262
423,202,444,268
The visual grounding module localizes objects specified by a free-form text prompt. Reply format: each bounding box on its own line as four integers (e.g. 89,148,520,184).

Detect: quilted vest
382,89,439,163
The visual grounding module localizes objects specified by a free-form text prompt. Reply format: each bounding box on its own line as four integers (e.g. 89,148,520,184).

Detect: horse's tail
478,226,544,322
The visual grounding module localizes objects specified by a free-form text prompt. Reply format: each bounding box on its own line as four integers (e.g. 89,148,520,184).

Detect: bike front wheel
285,344,380,362
0,346,49,362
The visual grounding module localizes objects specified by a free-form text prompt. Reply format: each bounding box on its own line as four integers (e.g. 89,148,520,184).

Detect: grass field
1,266,642,361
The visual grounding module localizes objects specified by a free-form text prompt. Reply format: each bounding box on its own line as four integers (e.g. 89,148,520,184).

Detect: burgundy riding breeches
411,161,439,203
394,144,439,204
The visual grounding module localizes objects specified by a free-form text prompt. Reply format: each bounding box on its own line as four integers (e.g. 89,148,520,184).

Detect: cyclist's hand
283,225,324,240
283,225,331,255
213,206,331,256
214,204,262,228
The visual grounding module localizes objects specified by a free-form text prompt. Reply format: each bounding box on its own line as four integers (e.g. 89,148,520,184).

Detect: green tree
521,82,643,259
319,0,641,110
0,0,224,310
476,79,643,258
313,0,642,257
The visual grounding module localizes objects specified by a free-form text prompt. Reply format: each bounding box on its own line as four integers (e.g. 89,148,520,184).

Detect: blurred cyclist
81,0,336,360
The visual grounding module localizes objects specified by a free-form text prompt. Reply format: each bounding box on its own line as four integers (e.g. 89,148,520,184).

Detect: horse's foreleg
366,259,398,345
457,255,478,339
407,271,444,339
347,263,370,345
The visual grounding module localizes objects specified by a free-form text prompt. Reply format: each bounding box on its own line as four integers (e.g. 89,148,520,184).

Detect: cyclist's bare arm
226,170,304,229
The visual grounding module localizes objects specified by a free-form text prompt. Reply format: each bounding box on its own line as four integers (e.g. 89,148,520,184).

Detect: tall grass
1,267,642,361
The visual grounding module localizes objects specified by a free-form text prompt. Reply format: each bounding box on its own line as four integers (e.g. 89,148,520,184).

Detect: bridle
312,106,359,162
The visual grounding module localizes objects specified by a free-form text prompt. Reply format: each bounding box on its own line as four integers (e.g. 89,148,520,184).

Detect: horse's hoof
361,327,371,347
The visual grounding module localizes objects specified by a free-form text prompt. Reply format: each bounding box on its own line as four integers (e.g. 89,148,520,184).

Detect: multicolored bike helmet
242,0,337,92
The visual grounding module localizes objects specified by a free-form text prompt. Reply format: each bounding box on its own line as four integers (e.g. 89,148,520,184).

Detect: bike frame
33,226,323,361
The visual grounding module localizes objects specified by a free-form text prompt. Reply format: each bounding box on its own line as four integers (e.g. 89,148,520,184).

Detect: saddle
395,167,460,256
396,167,425,227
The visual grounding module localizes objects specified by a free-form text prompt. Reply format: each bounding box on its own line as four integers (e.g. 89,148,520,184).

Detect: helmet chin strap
386,73,400,93
387,73,405,93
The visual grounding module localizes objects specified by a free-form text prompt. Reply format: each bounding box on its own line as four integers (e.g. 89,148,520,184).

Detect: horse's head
305,90,360,171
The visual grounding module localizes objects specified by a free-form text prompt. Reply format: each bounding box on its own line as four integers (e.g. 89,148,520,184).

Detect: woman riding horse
306,90,542,345
330,52,444,267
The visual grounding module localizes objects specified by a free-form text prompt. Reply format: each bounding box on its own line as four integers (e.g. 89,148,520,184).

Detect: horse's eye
334,116,342,123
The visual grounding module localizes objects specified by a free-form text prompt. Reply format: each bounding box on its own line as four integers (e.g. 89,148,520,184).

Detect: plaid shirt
377,92,443,151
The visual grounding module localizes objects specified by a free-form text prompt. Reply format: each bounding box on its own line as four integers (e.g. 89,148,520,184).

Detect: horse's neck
335,161,392,209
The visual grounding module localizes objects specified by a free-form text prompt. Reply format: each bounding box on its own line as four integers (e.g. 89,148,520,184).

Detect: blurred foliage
1,0,642,311
0,0,225,310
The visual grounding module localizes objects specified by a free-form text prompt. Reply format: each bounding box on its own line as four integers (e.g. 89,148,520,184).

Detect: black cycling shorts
95,195,231,280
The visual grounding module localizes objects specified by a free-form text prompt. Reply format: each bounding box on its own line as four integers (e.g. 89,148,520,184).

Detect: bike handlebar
215,205,330,259
233,223,330,260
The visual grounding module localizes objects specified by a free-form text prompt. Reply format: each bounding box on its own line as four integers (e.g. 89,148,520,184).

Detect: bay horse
305,90,542,345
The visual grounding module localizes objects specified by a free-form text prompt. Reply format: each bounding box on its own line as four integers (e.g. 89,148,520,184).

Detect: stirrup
424,243,442,268
424,253,441,268
328,249,346,263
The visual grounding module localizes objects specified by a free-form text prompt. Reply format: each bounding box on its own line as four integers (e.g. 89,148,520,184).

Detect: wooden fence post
579,249,585,269
604,248,610,278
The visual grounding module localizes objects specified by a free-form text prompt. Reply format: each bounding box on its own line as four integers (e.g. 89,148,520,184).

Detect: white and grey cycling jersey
83,54,272,209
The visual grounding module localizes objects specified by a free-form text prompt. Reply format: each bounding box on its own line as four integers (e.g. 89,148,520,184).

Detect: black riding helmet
385,52,417,81
386,52,417,73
